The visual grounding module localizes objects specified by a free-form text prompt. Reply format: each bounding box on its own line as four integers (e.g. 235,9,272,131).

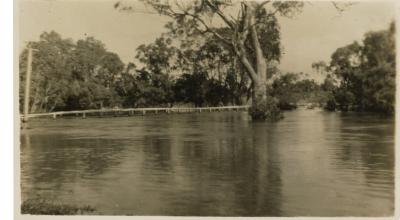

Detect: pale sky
18,0,395,81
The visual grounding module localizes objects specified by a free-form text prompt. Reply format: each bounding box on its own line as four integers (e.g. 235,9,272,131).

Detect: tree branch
204,0,235,30
249,12,266,78
239,3,250,45
233,43,258,82
257,1,272,10
181,12,232,46
331,1,354,13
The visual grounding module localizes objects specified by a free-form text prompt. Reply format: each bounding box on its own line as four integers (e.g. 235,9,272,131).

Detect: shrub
249,97,283,121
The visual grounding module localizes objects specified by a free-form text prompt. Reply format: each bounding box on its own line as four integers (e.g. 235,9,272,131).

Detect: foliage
324,22,395,114
19,31,125,112
19,31,249,112
19,31,74,113
136,36,177,75
249,97,282,121
68,37,124,110
270,73,299,109
133,36,180,107
173,71,231,107
115,69,174,108
21,20,393,117
173,72,209,107
270,73,326,110
115,0,305,121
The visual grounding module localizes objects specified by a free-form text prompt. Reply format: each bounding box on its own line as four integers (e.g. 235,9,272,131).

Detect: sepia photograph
16,0,396,217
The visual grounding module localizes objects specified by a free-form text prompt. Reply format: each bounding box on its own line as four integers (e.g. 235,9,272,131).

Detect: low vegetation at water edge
21,197,96,215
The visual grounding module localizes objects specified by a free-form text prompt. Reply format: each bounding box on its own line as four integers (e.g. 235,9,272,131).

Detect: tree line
18,31,246,112
19,22,394,116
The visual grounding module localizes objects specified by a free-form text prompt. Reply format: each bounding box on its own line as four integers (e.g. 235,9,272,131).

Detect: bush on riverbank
21,197,95,215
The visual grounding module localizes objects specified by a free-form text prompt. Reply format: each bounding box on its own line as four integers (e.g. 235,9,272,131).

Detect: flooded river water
20,109,394,216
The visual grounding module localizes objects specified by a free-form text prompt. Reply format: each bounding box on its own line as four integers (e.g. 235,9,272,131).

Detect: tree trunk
238,4,279,120
249,77,281,120
252,80,267,107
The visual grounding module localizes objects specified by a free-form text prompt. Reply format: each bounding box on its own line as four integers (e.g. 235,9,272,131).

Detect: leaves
20,31,125,112
326,22,395,113
272,1,304,18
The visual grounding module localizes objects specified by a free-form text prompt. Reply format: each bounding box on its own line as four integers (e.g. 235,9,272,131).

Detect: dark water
20,109,394,216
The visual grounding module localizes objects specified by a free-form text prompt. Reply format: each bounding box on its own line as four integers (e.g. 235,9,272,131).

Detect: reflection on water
20,109,394,216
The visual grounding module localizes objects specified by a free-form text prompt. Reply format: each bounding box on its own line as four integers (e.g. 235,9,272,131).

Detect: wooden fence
21,105,250,121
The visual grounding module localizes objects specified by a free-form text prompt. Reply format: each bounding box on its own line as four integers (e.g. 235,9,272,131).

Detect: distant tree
270,73,322,109
325,22,395,113
134,36,177,106
136,36,178,75
20,32,126,112
19,31,74,113
173,72,208,107
72,37,108,81
97,52,125,88
270,73,299,109
359,22,395,113
67,37,124,110
312,61,330,78
114,70,137,107
205,78,231,106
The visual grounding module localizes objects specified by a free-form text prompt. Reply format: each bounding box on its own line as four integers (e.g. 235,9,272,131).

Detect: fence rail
21,105,251,120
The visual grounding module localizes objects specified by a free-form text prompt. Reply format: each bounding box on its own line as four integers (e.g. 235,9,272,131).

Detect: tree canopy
320,22,395,113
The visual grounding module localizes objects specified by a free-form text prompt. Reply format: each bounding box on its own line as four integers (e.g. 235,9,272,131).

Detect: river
20,109,394,216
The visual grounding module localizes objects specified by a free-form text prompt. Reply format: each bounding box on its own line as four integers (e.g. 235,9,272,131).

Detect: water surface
20,109,394,216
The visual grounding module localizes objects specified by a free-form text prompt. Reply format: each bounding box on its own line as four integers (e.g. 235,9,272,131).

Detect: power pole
23,47,33,122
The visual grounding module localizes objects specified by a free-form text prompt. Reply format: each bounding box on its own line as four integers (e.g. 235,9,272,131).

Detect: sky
18,0,396,81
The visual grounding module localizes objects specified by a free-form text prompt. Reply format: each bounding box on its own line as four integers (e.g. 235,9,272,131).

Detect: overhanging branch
204,0,236,30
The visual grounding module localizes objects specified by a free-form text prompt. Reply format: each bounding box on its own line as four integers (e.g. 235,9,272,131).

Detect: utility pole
23,47,33,122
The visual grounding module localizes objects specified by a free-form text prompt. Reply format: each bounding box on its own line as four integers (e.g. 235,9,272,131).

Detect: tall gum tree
115,0,350,120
